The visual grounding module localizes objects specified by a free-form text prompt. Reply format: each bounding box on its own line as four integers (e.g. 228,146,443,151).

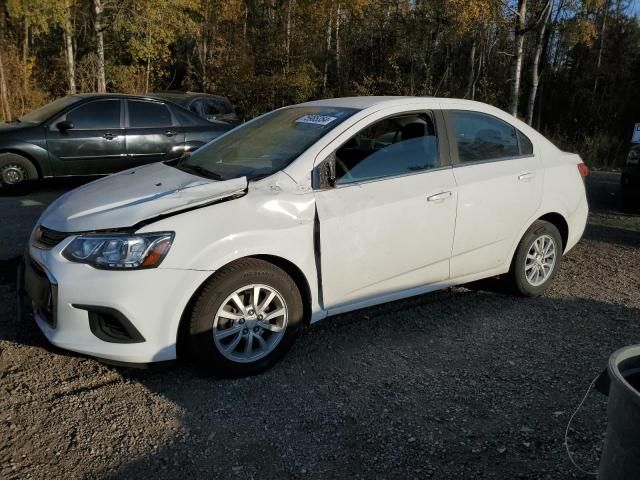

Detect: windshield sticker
296,114,338,126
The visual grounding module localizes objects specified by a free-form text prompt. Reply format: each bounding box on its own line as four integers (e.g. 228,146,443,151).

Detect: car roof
297,96,491,111
148,92,232,105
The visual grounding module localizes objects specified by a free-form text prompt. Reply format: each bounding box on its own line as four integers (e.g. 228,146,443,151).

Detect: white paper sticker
296,114,337,126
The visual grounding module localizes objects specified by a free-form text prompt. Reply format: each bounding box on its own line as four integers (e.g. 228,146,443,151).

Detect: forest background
0,0,639,166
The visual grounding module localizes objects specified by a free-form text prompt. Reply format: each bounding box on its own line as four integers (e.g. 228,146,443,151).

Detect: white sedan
23,97,588,376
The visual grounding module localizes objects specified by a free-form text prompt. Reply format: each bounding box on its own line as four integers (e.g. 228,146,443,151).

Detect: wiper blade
179,164,224,180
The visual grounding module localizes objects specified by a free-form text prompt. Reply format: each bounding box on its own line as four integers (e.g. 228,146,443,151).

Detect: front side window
335,112,440,185
128,100,172,128
178,106,357,181
450,111,526,163
63,100,120,129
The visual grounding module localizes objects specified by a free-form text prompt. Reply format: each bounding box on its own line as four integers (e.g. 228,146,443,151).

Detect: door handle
518,172,536,182
103,132,116,140
165,130,177,137
427,191,452,203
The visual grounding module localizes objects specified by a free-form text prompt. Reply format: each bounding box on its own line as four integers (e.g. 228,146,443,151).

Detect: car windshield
19,96,81,124
178,106,358,181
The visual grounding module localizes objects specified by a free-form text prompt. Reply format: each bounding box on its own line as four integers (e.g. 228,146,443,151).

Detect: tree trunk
472,44,484,100
145,24,151,93
335,2,341,87
509,0,527,117
0,50,10,122
464,40,476,99
593,0,609,95
322,5,333,93
94,0,106,93
526,0,552,126
23,17,29,93
243,4,248,40
285,0,295,74
63,11,76,95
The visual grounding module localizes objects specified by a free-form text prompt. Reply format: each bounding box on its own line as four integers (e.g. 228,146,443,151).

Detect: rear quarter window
449,111,533,163
518,130,534,155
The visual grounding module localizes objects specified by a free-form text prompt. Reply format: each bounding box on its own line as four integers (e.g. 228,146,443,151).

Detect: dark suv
0,94,232,187
149,92,239,125
621,144,640,205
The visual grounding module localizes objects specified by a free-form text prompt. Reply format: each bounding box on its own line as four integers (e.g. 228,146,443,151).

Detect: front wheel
508,220,563,297
0,153,38,187
186,258,304,377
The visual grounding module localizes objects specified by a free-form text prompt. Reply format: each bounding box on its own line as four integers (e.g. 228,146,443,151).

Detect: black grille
34,226,68,249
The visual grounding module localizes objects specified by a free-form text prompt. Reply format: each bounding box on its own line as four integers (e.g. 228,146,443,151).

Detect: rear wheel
0,153,38,187
508,220,563,297
187,258,304,377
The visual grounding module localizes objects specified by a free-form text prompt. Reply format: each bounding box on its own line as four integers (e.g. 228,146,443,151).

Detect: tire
508,220,563,297
0,152,38,187
187,258,304,377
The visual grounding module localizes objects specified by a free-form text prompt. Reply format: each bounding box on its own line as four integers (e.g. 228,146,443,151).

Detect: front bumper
24,239,212,364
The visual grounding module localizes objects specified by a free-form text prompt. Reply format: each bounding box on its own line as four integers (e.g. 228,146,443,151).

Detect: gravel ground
1,171,639,479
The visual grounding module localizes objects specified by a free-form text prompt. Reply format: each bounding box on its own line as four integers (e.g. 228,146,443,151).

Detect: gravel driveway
1,172,639,479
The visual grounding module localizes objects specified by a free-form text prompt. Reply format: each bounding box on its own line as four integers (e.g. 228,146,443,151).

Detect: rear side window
450,111,527,163
189,101,205,117
65,100,120,129
204,101,221,116
335,112,440,185
128,100,172,128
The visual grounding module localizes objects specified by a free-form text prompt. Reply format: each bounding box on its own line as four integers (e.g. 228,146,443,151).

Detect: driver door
314,109,458,312
46,99,126,175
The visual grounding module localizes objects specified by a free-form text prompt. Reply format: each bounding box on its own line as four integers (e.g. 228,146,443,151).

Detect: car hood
38,162,248,232
0,121,35,133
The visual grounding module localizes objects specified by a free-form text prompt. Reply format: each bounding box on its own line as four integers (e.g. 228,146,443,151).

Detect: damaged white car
23,97,589,376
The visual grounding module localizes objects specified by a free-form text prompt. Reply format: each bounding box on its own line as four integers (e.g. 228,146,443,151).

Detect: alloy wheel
212,284,288,363
524,234,557,287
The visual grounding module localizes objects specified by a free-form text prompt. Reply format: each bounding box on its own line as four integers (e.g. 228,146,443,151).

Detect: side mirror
56,120,74,132
314,154,336,190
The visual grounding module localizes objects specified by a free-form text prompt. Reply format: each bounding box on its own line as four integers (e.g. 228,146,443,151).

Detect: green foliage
1,0,639,166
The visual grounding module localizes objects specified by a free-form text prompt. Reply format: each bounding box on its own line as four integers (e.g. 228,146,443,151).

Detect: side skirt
316,265,510,320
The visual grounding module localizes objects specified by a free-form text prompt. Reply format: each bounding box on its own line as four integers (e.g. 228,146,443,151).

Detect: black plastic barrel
598,345,640,479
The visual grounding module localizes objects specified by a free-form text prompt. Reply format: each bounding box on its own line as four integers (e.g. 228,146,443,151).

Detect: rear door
443,108,543,279
46,99,125,175
124,99,185,166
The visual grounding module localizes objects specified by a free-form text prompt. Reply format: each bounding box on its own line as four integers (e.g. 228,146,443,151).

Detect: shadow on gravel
2,171,639,478
0,255,21,285
87,289,640,479
583,224,640,248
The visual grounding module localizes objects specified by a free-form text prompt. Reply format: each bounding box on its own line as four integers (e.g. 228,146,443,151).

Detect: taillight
578,163,589,178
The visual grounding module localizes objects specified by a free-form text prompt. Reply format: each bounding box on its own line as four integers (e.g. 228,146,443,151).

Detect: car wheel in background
186,258,304,377
0,153,38,187
508,220,563,297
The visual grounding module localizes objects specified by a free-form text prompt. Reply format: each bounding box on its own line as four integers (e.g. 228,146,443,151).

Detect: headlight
62,232,174,270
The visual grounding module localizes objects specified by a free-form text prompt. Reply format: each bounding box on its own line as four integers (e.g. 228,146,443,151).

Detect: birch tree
94,0,106,92
509,0,527,117
526,0,552,125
